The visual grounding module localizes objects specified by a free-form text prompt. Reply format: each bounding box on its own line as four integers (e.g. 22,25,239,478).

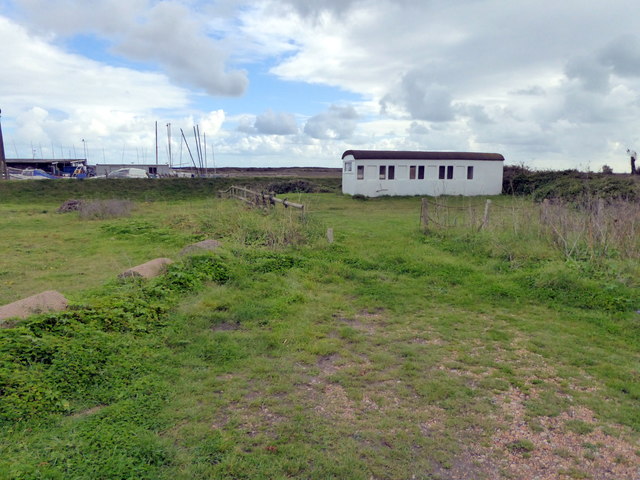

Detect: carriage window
410,165,416,179
467,166,474,179
344,162,352,172
379,165,386,179
418,166,425,179
357,165,364,180
439,166,445,179
388,166,395,179
447,166,454,179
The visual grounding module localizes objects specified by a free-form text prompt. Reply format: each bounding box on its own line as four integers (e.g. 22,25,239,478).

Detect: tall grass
170,200,324,249
78,199,134,220
424,196,640,262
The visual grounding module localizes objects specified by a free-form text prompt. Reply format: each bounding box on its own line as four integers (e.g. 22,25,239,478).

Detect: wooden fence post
420,198,429,230
327,228,334,244
480,199,492,231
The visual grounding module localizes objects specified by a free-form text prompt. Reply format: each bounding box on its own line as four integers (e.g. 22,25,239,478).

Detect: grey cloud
561,90,613,124
565,56,611,93
237,117,257,134
408,122,429,135
276,0,363,18
254,110,298,135
457,104,493,124
15,0,248,97
599,35,640,77
512,86,546,96
382,70,455,122
277,0,421,18
304,104,358,139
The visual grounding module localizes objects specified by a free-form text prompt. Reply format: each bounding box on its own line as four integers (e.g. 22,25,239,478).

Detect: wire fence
419,196,640,260
420,197,498,232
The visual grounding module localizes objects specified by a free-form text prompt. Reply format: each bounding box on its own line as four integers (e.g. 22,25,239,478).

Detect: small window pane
345,162,352,172
447,166,454,179
467,166,474,179
388,165,395,179
439,166,445,179
418,165,425,179
357,165,364,180
379,165,386,179
409,165,416,179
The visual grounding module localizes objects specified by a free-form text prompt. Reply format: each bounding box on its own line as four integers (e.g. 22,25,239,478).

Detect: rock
179,239,222,256
0,290,68,323
119,258,173,279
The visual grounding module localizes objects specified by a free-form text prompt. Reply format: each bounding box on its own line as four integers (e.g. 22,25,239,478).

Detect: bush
502,167,639,201
0,254,230,423
266,180,314,194
79,199,134,219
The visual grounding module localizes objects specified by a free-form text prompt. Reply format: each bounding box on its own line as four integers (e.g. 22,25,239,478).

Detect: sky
1,0,640,171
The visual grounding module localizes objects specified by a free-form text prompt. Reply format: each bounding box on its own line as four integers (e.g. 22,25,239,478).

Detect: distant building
341,150,504,197
6,158,88,176
94,163,174,177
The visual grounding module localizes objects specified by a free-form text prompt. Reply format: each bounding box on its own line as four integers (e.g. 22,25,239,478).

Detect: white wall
342,155,503,197
95,164,173,177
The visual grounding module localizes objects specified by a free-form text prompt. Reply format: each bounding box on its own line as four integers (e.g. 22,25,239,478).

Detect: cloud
5,0,640,172
304,104,358,139
254,110,298,135
13,0,248,96
276,0,363,18
565,56,611,93
599,35,640,77
381,71,455,122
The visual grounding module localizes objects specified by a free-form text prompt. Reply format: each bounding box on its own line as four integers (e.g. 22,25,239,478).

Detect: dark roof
342,150,504,161
6,158,86,164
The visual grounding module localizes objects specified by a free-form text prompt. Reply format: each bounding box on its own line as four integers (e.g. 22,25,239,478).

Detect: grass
1,190,639,479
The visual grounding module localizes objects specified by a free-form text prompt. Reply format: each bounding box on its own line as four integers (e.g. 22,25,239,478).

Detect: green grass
1,191,639,479
0,176,341,203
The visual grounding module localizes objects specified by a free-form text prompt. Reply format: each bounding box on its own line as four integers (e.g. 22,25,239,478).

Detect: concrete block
179,239,222,256
119,258,173,279
0,290,68,322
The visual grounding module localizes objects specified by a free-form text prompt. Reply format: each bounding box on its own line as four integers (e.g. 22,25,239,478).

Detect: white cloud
304,104,358,139
254,110,298,135
13,0,248,96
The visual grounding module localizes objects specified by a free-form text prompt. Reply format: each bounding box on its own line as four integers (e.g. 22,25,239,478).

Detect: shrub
507,439,535,454
79,199,134,219
0,254,230,423
266,180,314,194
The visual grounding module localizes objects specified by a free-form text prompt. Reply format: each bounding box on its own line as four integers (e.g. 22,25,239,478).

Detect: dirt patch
211,321,240,332
315,384,356,421
317,354,341,375
70,405,105,419
491,387,640,480
333,309,386,335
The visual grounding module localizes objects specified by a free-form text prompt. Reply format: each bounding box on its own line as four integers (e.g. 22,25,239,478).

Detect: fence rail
219,185,305,212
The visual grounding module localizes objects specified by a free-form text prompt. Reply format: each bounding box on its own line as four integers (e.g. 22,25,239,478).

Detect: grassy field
1,186,639,479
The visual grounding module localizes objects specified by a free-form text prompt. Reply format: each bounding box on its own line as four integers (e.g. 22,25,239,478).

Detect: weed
507,438,535,454
565,419,595,435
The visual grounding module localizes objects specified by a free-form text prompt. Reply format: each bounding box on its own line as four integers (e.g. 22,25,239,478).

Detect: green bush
0,255,230,424
502,167,639,201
